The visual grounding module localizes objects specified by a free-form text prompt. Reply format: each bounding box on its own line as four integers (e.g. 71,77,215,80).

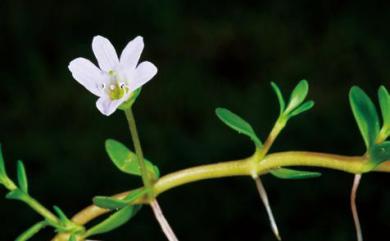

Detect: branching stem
51,153,390,241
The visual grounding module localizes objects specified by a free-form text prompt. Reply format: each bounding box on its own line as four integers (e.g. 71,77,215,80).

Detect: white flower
68,35,157,116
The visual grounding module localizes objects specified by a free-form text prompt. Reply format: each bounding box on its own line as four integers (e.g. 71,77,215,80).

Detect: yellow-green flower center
108,84,127,100
107,70,128,100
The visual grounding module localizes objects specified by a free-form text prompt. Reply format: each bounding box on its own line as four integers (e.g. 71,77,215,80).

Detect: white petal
92,35,119,72
68,57,104,96
128,61,158,91
96,94,129,116
120,36,144,69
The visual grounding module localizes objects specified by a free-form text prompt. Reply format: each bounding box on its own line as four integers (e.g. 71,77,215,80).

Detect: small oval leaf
285,80,309,113
53,206,70,223
68,234,77,241
0,144,6,180
6,189,27,201
15,221,47,241
84,205,142,237
17,161,28,193
215,108,262,148
370,141,390,166
378,86,390,129
94,189,147,210
288,100,315,118
270,168,321,179
270,82,286,115
123,189,147,202
105,139,160,178
349,86,380,149
93,196,129,210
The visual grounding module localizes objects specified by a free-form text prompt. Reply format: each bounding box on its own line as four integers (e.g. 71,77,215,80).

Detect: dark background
0,0,389,240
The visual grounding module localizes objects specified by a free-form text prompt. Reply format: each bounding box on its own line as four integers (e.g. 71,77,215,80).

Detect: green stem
124,108,152,194
2,179,59,228
256,117,286,158
23,194,59,225
153,151,372,195
251,116,286,240
16,221,48,241
51,151,388,241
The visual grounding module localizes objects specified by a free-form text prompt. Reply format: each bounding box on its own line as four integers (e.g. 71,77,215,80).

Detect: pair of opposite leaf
215,80,321,180
91,139,161,214
60,139,164,240
349,86,390,168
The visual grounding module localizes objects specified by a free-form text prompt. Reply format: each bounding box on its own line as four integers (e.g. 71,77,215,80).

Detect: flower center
105,71,128,100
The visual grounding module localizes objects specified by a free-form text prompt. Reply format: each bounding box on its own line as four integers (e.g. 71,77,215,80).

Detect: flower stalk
124,107,179,241
124,108,152,192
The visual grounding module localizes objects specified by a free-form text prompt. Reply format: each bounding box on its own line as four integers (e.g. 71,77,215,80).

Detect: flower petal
68,57,104,96
92,35,119,72
96,91,131,116
120,36,144,69
128,61,158,92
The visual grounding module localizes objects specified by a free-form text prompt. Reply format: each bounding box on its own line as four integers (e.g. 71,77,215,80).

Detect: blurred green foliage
0,0,389,240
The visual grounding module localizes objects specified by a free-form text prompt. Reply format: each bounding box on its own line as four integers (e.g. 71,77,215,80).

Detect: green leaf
6,189,27,201
93,196,128,210
105,139,160,178
349,86,380,149
53,206,70,223
123,189,147,202
378,86,390,129
271,82,285,115
0,144,6,180
285,80,309,113
15,221,47,241
270,168,321,179
370,141,390,166
94,189,147,210
17,161,28,193
0,145,16,190
288,100,315,118
215,108,262,148
84,205,141,237
118,88,142,110
68,234,77,241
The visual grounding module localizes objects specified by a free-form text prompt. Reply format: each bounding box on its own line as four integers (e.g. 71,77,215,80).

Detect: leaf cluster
349,86,390,168
216,80,320,180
